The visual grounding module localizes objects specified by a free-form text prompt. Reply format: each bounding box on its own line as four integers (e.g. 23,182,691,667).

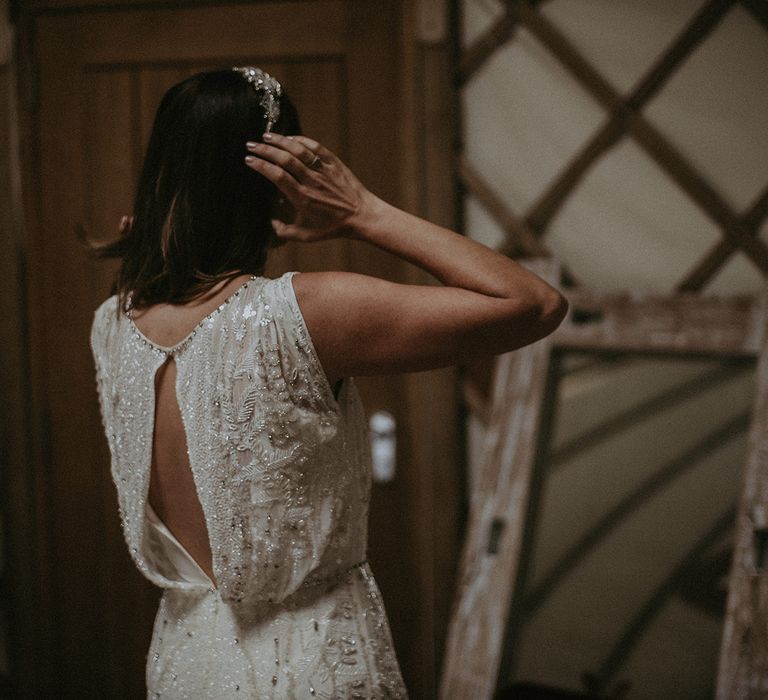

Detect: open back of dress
147,355,216,587
90,272,408,698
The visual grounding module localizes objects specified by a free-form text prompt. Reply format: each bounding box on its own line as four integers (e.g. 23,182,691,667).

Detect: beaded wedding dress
91,272,408,699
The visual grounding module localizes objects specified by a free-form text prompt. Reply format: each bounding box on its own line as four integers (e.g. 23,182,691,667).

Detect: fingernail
263,132,273,140
245,155,255,163
246,141,257,148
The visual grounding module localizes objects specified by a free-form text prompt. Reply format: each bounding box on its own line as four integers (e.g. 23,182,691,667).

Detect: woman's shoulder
91,294,121,334
94,293,120,317
286,270,376,316
264,270,357,331
90,294,122,361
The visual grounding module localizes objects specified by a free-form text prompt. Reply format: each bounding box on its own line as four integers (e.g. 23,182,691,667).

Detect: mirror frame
440,271,768,700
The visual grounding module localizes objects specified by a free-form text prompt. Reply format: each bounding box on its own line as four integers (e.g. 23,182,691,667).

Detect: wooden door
16,2,438,696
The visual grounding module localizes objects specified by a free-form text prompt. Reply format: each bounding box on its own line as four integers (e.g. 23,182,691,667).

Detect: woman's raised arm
245,133,568,384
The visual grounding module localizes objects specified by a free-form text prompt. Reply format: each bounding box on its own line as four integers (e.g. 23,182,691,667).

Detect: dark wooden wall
1,1,462,697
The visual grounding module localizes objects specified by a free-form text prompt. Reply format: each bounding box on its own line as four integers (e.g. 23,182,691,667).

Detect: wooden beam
458,155,551,258
506,1,620,110
740,0,768,33
439,260,559,699
458,0,556,83
553,290,766,356
525,118,624,232
442,284,766,698
717,308,768,697
409,4,464,690
510,0,768,282
525,0,732,232
626,0,734,110
441,330,554,699
458,12,518,84
629,116,768,277
458,156,581,285
678,184,768,292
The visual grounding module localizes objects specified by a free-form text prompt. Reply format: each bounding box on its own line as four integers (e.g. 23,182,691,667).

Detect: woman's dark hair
95,68,301,311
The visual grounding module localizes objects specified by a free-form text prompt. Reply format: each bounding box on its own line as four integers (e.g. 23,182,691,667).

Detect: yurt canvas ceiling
458,1,767,698
461,0,768,293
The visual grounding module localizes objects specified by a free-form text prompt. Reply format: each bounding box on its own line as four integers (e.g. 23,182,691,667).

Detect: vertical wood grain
411,3,462,689
0,21,52,694
439,260,559,699
717,298,768,698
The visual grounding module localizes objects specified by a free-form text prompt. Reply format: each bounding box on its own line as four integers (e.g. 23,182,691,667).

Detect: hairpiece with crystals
232,66,283,133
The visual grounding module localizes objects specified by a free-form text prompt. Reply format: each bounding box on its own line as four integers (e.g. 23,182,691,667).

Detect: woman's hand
245,133,373,242
246,133,567,384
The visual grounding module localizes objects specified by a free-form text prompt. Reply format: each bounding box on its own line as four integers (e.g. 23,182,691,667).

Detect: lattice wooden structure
444,1,768,698
457,0,768,292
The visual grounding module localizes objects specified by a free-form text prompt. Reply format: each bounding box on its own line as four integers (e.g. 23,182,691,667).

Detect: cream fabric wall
462,0,768,292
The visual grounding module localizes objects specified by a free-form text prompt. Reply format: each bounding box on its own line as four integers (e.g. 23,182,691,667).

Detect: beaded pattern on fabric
91,272,408,698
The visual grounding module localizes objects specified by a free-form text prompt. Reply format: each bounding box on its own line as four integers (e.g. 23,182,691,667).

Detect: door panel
26,2,425,696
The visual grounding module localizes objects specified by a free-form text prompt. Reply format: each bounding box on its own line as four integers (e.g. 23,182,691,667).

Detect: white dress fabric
90,272,408,699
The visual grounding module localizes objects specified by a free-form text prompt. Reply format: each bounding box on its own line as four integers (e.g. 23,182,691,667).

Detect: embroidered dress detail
91,272,408,698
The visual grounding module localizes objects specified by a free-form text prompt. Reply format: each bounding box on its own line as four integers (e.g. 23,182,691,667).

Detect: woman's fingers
248,133,366,243
290,135,324,156
264,133,336,169
271,219,307,241
291,136,337,164
271,218,323,243
244,155,303,201
246,141,309,179
263,133,322,168
271,218,290,237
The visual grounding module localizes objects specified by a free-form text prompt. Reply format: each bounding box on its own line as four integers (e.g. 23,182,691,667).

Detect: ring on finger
308,154,322,170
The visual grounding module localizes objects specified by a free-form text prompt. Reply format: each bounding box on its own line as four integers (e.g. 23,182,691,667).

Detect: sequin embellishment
91,272,408,698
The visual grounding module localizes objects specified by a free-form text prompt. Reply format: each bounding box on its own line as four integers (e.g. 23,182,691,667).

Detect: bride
90,67,567,698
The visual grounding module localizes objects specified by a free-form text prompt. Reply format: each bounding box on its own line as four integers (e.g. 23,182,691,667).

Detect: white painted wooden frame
440,280,768,699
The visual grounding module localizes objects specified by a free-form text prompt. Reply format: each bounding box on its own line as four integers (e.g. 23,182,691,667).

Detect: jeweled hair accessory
232,66,283,133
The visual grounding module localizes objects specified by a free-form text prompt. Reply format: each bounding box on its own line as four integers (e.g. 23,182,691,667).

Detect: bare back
130,273,254,586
